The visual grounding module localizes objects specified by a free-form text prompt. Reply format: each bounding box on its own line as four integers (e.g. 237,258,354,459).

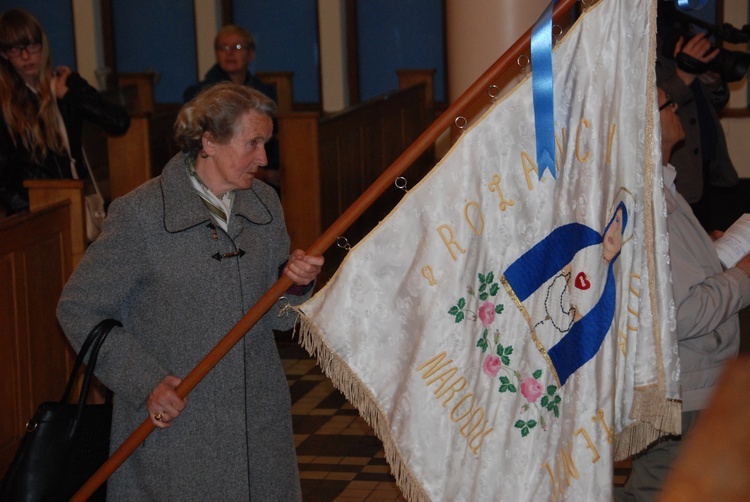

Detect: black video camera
659,1,750,83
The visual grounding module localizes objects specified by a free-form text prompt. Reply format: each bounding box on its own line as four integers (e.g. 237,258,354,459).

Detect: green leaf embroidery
449,268,560,438
477,337,488,352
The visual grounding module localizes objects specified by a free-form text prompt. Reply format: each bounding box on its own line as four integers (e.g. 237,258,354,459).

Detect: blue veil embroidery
503,201,629,385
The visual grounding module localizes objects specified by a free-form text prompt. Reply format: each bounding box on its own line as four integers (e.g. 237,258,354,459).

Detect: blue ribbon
531,1,557,180
675,0,709,11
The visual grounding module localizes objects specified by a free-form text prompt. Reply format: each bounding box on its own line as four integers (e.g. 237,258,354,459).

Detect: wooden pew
0,201,76,477
106,72,180,200
117,71,157,115
106,108,179,199
256,71,294,113
23,179,86,268
278,83,432,279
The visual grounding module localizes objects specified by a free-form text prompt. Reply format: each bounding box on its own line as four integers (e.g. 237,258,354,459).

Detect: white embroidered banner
296,0,680,499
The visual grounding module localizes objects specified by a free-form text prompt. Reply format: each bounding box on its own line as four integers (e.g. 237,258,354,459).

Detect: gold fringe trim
293,310,432,502
612,0,682,462
612,385,682,460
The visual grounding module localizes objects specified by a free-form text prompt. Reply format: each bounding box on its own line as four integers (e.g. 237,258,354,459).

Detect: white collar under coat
158,153,275,233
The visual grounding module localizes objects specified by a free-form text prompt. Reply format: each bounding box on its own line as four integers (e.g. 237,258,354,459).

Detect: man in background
616,86,750,501
184,25,280,191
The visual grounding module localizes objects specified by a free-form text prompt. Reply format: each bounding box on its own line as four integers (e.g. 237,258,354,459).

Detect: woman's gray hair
174,82,277,155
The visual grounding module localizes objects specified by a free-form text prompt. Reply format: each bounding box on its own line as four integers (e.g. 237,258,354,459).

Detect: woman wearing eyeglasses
0,8,130,216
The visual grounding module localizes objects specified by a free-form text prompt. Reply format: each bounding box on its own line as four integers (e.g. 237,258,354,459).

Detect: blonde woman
0,8,129,215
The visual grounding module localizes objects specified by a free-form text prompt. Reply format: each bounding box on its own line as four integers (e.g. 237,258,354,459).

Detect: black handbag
0,319,121,502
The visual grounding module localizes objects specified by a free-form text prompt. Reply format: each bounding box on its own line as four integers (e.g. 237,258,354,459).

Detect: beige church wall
722,0,750,178
445,0,550,121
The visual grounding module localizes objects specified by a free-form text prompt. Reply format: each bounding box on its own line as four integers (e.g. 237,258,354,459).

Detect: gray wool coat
57,153,310,501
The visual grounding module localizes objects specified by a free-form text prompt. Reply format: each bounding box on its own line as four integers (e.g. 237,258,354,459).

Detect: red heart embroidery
575,272,591,290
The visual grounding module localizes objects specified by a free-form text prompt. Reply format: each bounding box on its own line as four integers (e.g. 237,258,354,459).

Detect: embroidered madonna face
602,203,627,263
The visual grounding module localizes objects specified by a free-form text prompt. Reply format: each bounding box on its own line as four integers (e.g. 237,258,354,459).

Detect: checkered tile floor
278,333,406,501
277,332,629,501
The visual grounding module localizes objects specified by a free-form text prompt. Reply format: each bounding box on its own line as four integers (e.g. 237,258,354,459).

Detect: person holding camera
656,27,739,232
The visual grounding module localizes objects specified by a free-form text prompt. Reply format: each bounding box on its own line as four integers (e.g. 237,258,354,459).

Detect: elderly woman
57,83,322,500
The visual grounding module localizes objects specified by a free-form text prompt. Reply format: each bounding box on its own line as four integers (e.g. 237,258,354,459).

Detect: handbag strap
60,319,121,420
64,319,121,439
60,319,119,402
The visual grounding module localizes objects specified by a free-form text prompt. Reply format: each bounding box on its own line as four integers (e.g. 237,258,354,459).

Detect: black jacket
182,64,277,103
0,72,130,214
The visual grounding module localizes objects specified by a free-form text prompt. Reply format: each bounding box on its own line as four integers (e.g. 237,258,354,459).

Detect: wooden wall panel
0,253,22,476
278,112,322,252
0,203,75,477
277,84,429,282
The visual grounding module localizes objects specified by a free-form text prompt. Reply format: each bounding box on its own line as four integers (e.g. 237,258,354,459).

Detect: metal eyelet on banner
517,54,530,71
552,24,563,44
395,176,408,193
454,116,468,130
337,236,351,251
276,296,291,317
488,84,500,101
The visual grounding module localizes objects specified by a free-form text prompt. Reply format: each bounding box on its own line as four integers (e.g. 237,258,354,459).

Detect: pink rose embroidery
478,301,496,328
521,377,543,403
483,354,502,377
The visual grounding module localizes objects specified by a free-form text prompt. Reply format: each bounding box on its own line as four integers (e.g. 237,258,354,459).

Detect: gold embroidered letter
435,376,467,407
437,225,466,261
543,462,560,499
464,201,486,234
421,266,437,286
488,175,515,212
427,367,458,389
574,427,600,463
591,409,614,444
555,441,580,488
468,423,494,454
575,119,590,163
449,393,476,423
416,352,452,379
606,123,617,164
520,151,539,190
459,407,486,437
555,127,567,174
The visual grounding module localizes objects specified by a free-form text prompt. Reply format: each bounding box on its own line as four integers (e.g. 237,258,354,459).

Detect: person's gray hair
174,82,276,155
